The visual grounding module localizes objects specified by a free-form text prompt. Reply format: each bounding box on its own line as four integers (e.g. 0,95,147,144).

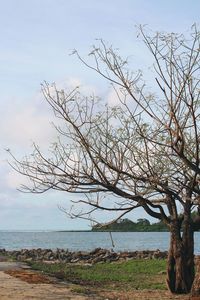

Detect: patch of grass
29,259,167,290
0,253,15,262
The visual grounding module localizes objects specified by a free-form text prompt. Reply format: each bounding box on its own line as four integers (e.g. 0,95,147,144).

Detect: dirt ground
0,258,198,300
0,270,92,300
0,268,195,300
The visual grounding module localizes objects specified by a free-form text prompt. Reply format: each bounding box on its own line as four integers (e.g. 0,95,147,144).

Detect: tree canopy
9,25,200,294
91,218,168,232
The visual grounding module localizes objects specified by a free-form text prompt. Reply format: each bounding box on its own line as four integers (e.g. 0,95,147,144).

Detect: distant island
91,218,169,232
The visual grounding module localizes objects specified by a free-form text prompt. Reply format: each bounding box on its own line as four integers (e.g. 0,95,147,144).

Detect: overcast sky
0,0,200,231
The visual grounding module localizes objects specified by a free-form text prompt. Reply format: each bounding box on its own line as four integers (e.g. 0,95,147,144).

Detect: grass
29,259,167,291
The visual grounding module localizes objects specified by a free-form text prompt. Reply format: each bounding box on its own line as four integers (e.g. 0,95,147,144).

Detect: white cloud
0,77,98,150
107,87,121,107
5,169,29,190
4,108,52,145
48,77,98,97
0,77,127,198
0,97,54,148
106,86,131,107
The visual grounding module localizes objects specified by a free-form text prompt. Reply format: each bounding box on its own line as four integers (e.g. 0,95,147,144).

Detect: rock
92,256,104,264
89,248,101,255
153,250,167,259
1,248,169,264
71,258,79,263
54,271,65,280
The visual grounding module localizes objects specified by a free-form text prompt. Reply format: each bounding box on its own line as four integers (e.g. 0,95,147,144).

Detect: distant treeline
91,218,169,232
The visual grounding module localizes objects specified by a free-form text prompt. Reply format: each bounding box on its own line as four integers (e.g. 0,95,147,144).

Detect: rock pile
0,248,168,264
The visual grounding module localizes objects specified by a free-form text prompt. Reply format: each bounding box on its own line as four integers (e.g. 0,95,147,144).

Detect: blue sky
0,0,200,230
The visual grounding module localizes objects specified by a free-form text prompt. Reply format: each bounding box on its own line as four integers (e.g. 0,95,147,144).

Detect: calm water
1,231,200,253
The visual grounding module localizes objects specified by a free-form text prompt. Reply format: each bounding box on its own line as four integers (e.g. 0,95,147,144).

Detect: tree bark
166,221,194,294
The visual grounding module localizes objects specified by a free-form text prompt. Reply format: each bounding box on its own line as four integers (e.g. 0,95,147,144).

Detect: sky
0,0,200,231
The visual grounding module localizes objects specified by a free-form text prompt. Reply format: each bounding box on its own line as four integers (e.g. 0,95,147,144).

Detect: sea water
1,231,200,253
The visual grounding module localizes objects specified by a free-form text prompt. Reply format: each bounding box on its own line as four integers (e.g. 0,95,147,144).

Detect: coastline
0,248,195,299
0,247,168,264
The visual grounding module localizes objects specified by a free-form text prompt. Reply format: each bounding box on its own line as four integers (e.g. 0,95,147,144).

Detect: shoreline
0,247,168,263
0,249,196,299
3,247,200,265
0,247,168,264
2,230,200,233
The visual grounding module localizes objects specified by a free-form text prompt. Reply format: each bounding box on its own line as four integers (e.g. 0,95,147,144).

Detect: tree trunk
166,221,194,294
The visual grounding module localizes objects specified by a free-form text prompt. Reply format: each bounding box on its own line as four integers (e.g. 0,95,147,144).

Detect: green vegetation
30,259,167,290
91,218,169,232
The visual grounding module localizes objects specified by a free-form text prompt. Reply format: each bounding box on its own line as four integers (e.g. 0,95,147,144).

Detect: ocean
1,231,200,253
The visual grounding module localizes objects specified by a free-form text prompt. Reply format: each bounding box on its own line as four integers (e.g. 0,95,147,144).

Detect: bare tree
9,25,200,294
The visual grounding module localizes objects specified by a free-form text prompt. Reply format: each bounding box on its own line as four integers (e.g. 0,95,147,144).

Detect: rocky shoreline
0,248,168,264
